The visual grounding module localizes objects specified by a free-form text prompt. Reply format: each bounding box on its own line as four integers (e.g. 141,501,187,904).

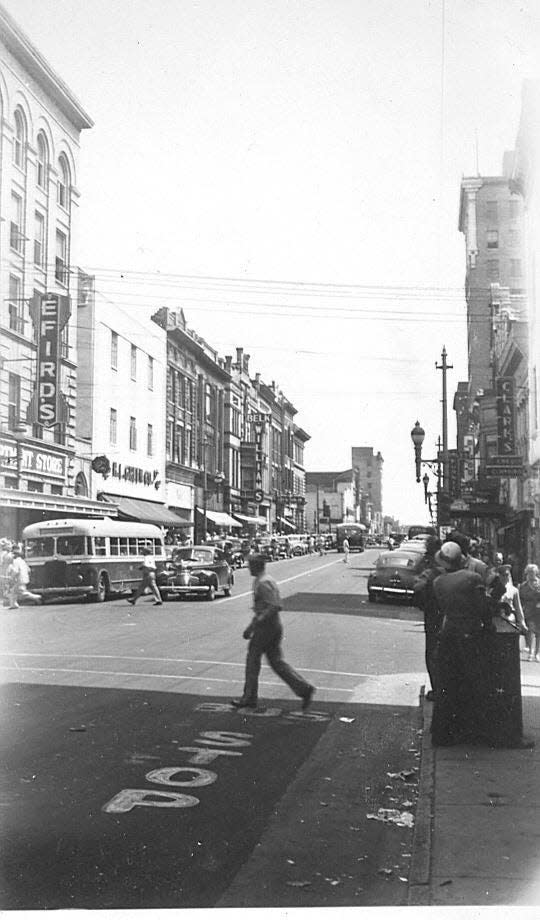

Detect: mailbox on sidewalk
484,617,523,747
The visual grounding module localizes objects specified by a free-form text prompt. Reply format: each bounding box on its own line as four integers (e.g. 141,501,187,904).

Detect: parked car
215,538,245,569
256,539,276,562
289,537,307,556
367,548,425,604
275,537,292,558
157,545,234,601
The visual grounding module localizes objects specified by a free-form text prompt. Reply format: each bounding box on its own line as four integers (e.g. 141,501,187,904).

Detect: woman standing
519,564,540,662
497,565,527,634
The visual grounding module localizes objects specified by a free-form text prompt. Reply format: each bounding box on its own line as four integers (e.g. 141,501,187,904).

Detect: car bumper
368,585,414,596
162,584,213,594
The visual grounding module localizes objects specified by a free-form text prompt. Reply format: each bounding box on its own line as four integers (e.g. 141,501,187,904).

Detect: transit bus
22,518,166,602
335,522,365,553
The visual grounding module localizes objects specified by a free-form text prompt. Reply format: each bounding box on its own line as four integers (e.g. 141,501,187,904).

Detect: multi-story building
351,447,384,518
454,150,531,560
75,297,178,526
0,5,107,537
512,79,540,560
305,470,357,532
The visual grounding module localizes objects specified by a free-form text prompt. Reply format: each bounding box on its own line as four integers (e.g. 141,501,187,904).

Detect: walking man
6,545,41,609
128,547,163,606
231,554,315,711
342,536,350,563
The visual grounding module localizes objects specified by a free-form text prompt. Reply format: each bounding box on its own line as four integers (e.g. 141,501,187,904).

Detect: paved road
0,549,428,909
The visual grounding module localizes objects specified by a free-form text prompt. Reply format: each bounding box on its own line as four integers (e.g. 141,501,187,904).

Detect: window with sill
129,416,137,451
10,192,23,253
8,275,24,335
34,211,45,267
57,155,70,209
13,109,26,169
36,133,49,189
8,373,21,429
486,230,498,249
131,344,137,380
55,229,68,285
111,331,118,370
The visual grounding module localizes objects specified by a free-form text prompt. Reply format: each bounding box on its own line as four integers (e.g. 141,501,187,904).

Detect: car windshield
378,553,421,568
173,547,214,564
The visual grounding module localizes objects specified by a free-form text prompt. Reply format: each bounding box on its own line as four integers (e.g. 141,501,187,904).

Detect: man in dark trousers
231,554,315,711
413,535,443,701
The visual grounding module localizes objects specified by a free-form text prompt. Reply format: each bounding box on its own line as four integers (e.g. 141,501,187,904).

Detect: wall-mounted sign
111,462,160,488
485,455,524,478
496,377,515,455
0,438,67,480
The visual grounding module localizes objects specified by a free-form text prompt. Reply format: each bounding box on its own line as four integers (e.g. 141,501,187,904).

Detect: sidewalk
409,652,540,907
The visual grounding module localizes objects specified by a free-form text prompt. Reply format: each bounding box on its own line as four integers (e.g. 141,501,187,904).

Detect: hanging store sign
496,377,516,455
33,293,71,427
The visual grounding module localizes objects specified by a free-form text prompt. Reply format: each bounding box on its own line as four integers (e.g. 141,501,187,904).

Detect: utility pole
436,346,453,490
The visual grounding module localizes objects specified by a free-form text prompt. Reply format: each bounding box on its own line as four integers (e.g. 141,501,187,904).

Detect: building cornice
0,4,93,130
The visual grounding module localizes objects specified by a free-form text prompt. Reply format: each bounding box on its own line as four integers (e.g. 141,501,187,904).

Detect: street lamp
410,421,425,483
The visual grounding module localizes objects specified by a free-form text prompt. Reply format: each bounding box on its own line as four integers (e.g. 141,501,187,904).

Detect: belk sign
35,293,71,426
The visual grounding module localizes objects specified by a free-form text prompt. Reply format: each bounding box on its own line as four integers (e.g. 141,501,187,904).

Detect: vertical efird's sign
37,295,62,426
496,377,515,456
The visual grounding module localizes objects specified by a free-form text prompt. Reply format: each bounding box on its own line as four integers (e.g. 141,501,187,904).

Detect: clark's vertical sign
496,377,515,455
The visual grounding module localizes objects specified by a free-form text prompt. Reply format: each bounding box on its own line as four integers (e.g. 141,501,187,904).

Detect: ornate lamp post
411,421,441,529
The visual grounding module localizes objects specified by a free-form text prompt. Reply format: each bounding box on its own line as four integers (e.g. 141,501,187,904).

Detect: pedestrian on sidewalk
430,541,494,746
6,545,41,609
413,535,443,701
128,547,163,606
519,564,540,661
231,553,315,711
342,537,350,564
497,564,527,634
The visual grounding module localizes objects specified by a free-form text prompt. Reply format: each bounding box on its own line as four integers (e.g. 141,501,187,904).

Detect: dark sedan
367,549,425,604
157,545,234,601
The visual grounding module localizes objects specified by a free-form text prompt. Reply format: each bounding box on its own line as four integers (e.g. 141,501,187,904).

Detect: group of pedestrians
413,530,540,747
0,538,41,610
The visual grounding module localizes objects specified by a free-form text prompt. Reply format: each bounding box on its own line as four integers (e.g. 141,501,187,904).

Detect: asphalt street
0,548,429,909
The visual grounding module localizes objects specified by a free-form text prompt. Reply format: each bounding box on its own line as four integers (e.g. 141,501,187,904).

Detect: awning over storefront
0,488,118,518
99,493,191,527
277,516,296,530
200,509,242,528
233,513,267,526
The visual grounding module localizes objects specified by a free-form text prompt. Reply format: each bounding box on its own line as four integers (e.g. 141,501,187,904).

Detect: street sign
450,499,470,512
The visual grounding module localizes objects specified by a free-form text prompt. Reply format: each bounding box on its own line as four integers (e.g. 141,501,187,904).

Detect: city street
0,548,428,909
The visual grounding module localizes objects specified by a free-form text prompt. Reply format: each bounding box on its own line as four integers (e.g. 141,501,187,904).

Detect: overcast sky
4,0,539,524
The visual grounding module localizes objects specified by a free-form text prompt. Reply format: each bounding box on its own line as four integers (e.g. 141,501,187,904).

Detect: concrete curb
408,689,434,906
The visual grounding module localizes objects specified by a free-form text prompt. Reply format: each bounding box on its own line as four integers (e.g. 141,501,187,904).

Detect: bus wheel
95,573,109,603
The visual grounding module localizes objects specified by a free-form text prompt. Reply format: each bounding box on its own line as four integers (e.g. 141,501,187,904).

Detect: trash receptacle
484,617,523,747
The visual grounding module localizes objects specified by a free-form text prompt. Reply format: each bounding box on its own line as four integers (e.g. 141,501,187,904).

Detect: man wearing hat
231,553,315,711
430,541,492,746
6,545,41,609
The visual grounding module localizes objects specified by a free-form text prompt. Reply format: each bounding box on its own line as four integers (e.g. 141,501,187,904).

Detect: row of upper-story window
11,107,72,205
482,198,521,222
110,330,155,388
485,259,523,281
109,408,154,455
9,194,69,282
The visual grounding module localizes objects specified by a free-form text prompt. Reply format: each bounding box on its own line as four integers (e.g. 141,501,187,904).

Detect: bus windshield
25,538,55,558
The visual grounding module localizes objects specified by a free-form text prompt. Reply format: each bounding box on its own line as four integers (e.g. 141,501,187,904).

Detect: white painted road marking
215,558,340,603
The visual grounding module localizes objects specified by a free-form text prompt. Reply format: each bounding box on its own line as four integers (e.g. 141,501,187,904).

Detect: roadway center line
216,558,340,604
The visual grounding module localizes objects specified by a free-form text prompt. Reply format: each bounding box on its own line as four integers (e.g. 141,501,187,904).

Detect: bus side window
94,537,107,556
154,539,163,555
136,538,147,555
110,538,119,556
119,538,129,556
128,538,138,555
